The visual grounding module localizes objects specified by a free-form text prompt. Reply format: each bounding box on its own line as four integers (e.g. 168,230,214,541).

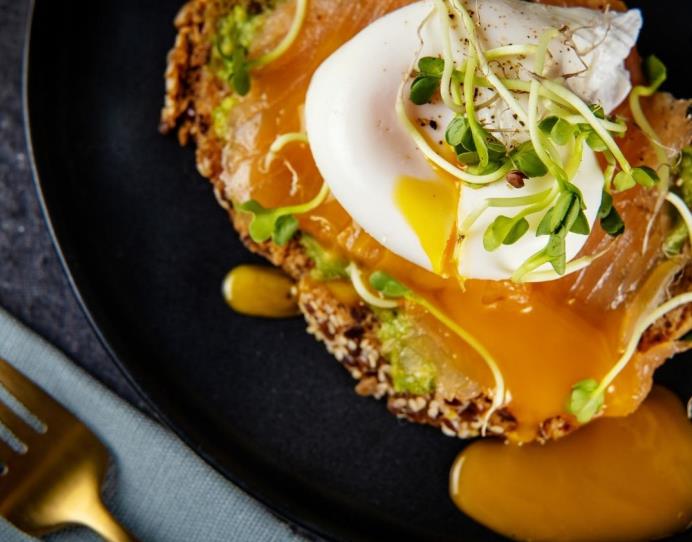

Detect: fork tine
0,435,14,467
0,400,35,448
0,359,71,427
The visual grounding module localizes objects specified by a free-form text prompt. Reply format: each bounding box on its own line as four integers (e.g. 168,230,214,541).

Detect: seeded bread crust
161,0,691,442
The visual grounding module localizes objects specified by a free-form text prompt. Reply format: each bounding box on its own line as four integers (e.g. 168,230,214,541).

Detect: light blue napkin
0,307,305,542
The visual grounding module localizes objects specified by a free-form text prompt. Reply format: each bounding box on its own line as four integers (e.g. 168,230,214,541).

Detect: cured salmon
161,0,691,441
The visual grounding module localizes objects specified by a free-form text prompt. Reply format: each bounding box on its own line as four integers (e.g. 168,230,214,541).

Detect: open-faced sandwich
161,0,692,538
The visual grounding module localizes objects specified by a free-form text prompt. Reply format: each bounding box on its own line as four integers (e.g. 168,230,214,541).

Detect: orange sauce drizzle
450,386,692,542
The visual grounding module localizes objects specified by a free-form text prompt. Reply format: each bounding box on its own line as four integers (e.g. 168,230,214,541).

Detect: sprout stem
519,247,610,283
486,187,554,208
409,293,506,434
281,180,329,216
597,152,615,195
450,0,528,124
264,131,308,169
565,132,586,180
576,292,692,421
434,0,464,113
542,81,632,173
463,55,490,168
395,85,513,184
528,29,567,184
665,191,692,249
251,0,308,69
629,88,669,183
562,114,626,133
347,264,400,309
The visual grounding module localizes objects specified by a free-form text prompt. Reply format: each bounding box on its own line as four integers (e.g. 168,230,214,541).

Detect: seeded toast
161,0,692,441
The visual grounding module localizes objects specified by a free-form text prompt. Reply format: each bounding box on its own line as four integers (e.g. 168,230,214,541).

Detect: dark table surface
1,0,147,411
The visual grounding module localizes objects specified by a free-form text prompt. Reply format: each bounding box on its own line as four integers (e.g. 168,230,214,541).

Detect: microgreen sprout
528,29,567,184
365,269,506,434
434,0,464,112
483,216,530,250
214,1,308,96
400,0,667,280
347,264,400,309
483,185,559,251
450,0,528,124
518,248,610,283
410,59,444,105
369,271,411,298
568,292,692,423
459,187,555,242
509,141,548,178
504,29,593,281
445,115,507,173
410,294,506,434
250,0,308,69
237,181,329,245
463,56,496,170
665,191,692,250
410,46,536,106
541,80,655,190
597,191,625,236
628,55,669,182
244,131,312,245
539,116,576,146
568,379,604,424
396,86,513,184
263,131,309,169
511,188,590,281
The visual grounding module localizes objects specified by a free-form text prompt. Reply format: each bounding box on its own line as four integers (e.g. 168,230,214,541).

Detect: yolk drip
394,176,458,274
450,386,692,542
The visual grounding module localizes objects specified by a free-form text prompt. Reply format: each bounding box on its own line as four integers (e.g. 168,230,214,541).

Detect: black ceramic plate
24,1,692,540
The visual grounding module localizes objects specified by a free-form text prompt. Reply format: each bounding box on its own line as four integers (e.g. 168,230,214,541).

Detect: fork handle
77,497,138,542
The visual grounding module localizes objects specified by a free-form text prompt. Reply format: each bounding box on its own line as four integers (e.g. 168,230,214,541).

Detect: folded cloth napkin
0,307,304,542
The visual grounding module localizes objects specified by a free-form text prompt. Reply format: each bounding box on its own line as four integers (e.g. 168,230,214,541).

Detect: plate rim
19,2,412,541
20,2,691,542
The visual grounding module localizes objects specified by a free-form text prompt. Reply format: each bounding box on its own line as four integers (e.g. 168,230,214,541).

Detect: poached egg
305,0,641,279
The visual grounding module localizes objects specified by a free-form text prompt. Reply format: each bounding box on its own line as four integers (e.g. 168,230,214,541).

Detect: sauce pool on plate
450,386,692,542
222,265,300,318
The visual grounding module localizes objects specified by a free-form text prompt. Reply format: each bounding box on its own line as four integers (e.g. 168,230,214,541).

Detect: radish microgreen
237,182,329,245
367,269,506,433
369,271,411,298
397,1,668,281
567,292,692,423
568,379,604,424
213,1,308,96
597,191,625,236
629,55,669,181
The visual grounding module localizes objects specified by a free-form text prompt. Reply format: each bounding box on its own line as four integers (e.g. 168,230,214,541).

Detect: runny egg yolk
394,176,457,275
450,386,692,542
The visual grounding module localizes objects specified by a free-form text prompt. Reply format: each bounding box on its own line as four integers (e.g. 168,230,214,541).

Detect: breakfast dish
161,0,690,443
160,0,691,538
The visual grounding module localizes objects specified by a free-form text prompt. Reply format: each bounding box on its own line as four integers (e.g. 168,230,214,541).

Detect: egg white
305,0,641,279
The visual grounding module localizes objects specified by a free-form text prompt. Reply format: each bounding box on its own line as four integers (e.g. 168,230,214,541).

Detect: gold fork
0,358,137,541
